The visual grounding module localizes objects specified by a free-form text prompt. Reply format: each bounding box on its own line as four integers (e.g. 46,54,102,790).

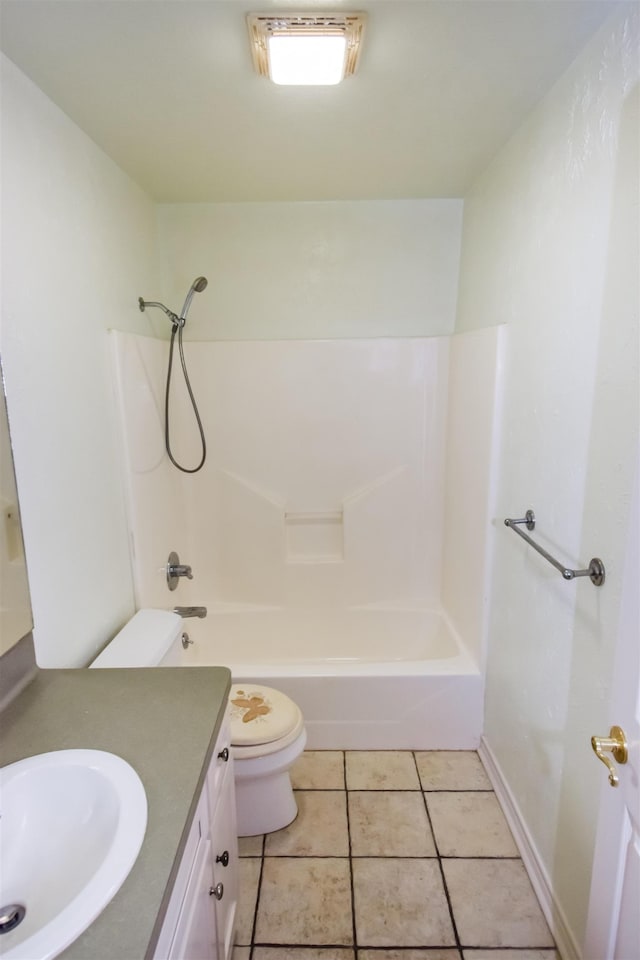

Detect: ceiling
0,0,617,202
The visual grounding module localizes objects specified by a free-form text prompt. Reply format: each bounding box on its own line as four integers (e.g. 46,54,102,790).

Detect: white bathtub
177,607,483,749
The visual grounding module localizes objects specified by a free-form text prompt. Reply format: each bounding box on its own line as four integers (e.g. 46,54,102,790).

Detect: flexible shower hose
165,321,206,473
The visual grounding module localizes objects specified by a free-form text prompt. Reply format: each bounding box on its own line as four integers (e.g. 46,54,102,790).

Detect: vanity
0,663,238,960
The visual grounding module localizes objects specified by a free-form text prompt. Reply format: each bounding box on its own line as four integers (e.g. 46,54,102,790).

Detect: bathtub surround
441,325,506,670
113,335,450,609
456,8,639,956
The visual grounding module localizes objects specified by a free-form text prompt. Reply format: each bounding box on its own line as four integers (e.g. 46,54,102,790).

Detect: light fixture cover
247,13,366,85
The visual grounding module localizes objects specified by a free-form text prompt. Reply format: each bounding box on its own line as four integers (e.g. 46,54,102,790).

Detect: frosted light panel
268,35,347,85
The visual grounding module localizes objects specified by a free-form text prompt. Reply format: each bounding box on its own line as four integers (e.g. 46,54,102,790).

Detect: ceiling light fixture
247,13,367,86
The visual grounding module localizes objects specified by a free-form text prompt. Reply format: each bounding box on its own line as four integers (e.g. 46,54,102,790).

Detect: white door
584,458,640,960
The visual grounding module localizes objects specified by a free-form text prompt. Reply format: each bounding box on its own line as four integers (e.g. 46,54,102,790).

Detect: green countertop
0,665,232,960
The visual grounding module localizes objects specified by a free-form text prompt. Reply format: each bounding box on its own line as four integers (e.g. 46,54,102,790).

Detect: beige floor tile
238,834,264,856
236,856,262,945
256,857,353,945
427,792,518,857
254,950,355,959
346,751,420,789
264,790,349,856
463,952,560,960
232,949,251,960
359,952,461,959
443,860,555,948
349,791,436,857
231,947,251,960
352,858,455,947
415,752,491,791
291,751,346,789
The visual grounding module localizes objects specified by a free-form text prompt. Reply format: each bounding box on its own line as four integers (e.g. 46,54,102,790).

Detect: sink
0,750,147,960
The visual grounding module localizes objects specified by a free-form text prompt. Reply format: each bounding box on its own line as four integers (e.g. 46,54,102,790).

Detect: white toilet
229,683,307,836
90,609,307,837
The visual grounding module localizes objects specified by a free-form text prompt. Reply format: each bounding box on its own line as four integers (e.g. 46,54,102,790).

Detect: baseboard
478,736,580,960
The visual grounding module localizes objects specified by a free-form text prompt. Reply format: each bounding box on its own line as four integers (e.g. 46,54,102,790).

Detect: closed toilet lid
229,684,301,747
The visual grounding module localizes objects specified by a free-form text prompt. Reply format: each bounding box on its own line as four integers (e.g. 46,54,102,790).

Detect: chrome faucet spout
174,606,207,619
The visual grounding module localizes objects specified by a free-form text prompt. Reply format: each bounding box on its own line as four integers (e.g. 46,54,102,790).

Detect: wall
456,7,639,952
156,200,463,340
441,326,505,667
0,373,32,655
0,55,161,667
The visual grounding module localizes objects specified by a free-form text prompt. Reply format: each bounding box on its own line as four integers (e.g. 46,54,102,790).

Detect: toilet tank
90,609,183,668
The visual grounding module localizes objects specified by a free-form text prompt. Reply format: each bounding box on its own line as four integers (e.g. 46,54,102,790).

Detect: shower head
179,276,208,321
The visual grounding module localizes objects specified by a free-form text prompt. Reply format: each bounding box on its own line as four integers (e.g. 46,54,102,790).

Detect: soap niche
285,511,344,564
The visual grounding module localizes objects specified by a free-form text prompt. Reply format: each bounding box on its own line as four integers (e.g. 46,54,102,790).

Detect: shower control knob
209,883,224,901
166,551,194,591
217,747,229,762
216,851,230,867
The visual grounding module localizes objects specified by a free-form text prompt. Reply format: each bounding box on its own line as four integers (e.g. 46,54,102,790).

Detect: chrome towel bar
504,509,605,586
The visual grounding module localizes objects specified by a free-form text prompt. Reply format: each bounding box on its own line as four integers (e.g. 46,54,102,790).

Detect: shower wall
112,332,450,619
156,200,463,341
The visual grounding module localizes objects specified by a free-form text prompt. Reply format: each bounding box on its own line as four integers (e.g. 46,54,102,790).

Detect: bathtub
177,607,483,749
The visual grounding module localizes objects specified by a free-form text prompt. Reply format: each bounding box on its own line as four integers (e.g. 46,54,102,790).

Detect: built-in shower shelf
285,510,344,564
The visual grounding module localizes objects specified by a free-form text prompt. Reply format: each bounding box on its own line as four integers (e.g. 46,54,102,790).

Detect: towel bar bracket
504,509,605,587
509,509,536,531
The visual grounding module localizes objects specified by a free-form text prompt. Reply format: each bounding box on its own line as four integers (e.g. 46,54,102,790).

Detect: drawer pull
216,850,230,867
217,747,229,762
209,882,224,901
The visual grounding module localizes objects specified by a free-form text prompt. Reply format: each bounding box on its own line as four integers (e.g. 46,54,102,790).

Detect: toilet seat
229,684,303,760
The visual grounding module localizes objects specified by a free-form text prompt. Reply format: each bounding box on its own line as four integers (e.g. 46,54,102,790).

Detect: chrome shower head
179,276,208,321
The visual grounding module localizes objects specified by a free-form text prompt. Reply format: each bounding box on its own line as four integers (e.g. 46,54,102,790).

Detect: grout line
252,854,522,862
296,788,494,793
248,840,266,954
344,751,359,952
412,750,463,954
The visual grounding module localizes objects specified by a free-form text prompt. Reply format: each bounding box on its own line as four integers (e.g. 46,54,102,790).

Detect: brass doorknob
591,725,628,787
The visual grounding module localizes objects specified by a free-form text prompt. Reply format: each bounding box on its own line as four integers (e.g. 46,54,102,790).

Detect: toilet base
233,728,307,836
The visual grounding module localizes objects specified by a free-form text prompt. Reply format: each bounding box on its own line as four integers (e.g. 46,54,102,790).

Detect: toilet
229,683,307,836
90,609,307,837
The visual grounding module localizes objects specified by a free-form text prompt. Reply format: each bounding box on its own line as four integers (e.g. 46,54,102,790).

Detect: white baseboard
478,736,580,960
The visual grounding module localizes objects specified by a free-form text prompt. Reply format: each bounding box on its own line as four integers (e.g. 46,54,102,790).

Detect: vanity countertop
0,665,231,960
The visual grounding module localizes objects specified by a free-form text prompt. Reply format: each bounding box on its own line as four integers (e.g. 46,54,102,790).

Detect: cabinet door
167,833,217,960
209,760,239,960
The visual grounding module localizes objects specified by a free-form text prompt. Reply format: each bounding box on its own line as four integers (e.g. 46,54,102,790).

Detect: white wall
456,7,639,952
157,200,463,340
0,55,161,667
441,326,505,667
0,381,32,654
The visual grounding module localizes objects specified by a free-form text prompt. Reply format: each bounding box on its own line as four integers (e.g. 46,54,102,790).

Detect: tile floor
232,751,559,960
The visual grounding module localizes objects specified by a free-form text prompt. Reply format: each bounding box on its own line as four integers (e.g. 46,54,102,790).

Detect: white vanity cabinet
153,714,238,960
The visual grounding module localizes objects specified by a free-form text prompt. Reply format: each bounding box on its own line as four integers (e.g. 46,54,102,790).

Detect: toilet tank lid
90,609,182,668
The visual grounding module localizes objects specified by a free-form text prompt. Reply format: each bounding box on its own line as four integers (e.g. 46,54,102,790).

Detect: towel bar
504,509,605,586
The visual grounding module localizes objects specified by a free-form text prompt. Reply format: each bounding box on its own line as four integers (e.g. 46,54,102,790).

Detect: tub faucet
166,551,193,591
174,606,208,619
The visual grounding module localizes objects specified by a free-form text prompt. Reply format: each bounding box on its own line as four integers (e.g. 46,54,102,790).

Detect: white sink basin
0,750,147,960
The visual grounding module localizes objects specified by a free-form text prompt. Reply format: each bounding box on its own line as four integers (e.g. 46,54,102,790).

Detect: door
584,457,640,959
